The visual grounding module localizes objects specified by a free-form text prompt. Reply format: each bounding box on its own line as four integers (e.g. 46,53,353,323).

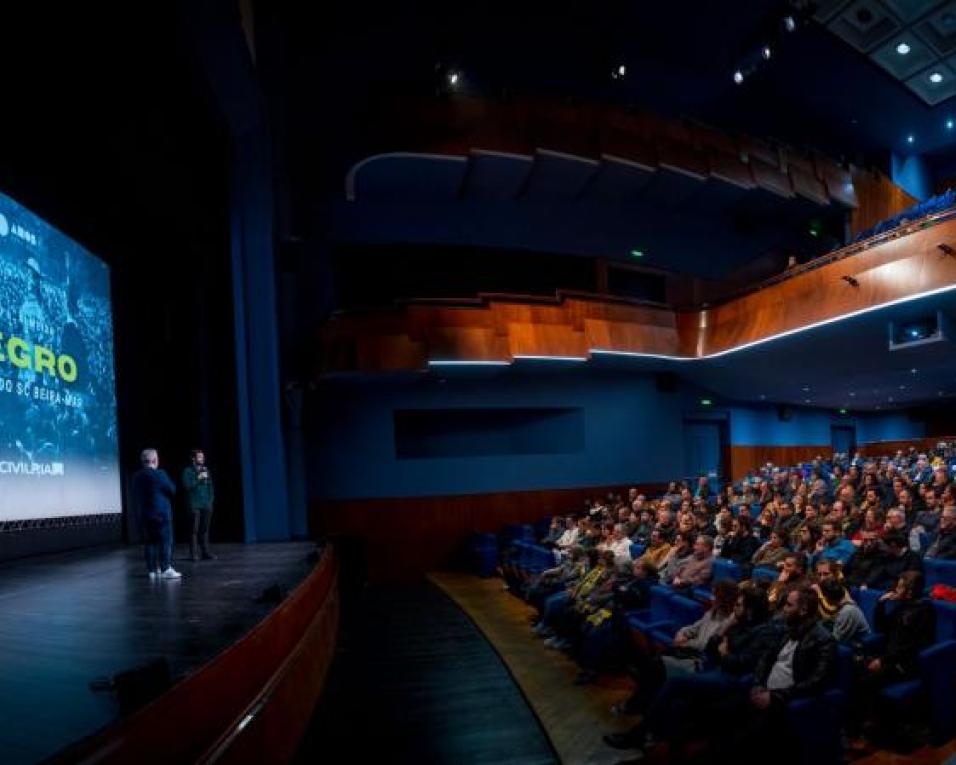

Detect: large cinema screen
0,190,120,521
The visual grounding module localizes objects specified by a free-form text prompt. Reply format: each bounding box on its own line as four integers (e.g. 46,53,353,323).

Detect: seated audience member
693,509,716,538
752,529,791,568
665,579,737,672
845,529,890,589
794,522,820,563
755,506,776,541
663,482,682,505
606,524,634,566
671,534,714,590
637,528,672,570
658,531,694,585
925,506,956,559
884,507,909,536
870,531,922,591
854,571,937,745
655,506,676,542
713,516,733,558
766,553,808,611
724,585,837,764
813,557,843,586
720,517,760,569
815,520,857,568
850,507,885,546
529,546,587,633
544,550,615,651
630,507,654,544
774,501,801,538
816,578,870,646
554,516,581,553
540,517,565,547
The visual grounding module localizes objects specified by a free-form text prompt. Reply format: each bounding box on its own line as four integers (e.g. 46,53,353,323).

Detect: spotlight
896,42,911,55
783,15,796,32
617,64,626,77
733,70,744,84
907,134,915,144
762,46,772,60
448,71,460,86
841,275,860,287
948,119,954,130
930,71,944,84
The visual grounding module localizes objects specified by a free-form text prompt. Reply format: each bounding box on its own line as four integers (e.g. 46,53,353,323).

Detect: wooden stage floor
430,572,956,765
0,541,317,764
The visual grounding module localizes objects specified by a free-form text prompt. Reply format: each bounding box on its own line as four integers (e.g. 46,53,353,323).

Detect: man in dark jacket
720,516,761,570
845,530,890,588
724,585,837,764
926,507,956,560
855,571,936,744
182,449,216,561
869,532,922,590
131,448,180,579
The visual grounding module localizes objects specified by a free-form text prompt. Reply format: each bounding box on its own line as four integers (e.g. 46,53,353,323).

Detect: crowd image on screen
0,252,116,465
496,443,956,761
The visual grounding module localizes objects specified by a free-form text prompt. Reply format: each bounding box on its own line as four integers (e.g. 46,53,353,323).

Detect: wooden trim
312,483,665,582
317,215,956,373
729,445,832,480
53,549,339,764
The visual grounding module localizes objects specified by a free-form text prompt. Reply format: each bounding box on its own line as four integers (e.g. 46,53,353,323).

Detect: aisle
297,580,557,764
430,572,635,765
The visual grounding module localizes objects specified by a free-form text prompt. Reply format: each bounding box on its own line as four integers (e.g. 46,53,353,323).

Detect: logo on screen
0,213,7,237
0,461,65,476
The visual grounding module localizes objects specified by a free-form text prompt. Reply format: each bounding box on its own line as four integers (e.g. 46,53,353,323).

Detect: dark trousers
190,507,213,558
144,514,172,572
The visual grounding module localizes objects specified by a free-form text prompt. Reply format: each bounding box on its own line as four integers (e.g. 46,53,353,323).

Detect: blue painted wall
307,372,926,500
891,152,932,202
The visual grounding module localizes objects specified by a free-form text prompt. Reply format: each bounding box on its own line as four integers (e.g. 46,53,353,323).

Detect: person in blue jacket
131,448,181,580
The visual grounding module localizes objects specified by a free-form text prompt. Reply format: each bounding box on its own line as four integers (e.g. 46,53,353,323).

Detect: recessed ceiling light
802,386,810,392
899,384,906,390
931,71,945,84
911,368,918,374
849,392,856,397
761,46,772,60
783,16,796,33
907,134,915,144
896,42,911,55
947,119,954,130
617,64,626,77
448,71,460,86
733,70,744,84
804,399,811,404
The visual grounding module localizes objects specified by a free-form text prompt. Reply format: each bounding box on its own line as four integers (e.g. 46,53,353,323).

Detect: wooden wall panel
312,483,665,582
317,216,956,372
858,436,956,457
729,445,832,480
850,166,917,236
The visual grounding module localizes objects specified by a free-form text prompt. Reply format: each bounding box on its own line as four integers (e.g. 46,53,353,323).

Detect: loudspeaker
113,657,171,715
777,405,793,422
655,373,677,393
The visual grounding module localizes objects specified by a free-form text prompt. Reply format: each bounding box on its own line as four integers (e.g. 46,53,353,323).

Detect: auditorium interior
6,1,956,763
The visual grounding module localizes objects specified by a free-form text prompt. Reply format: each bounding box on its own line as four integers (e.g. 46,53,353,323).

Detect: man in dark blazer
131,448,180,580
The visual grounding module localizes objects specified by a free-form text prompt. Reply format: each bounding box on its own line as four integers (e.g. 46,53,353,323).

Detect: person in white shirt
607,524,634,567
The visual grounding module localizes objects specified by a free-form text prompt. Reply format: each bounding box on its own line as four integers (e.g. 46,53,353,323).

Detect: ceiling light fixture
896,42,911,55
761,46,772,60
448,71,460,86
733,70,744,84
617,64,626,77
931,71,944,84
783,15,796,32
907,134,915,144
948,119,954,130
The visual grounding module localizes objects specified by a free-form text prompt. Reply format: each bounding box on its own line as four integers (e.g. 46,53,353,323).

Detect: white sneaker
160,568,182,579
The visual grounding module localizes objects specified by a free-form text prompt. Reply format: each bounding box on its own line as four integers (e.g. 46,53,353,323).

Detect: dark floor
0,541,316,764
297,581,558,765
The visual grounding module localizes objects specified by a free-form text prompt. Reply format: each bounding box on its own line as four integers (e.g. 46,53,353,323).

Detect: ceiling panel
827,0,903,53
904,62,956,104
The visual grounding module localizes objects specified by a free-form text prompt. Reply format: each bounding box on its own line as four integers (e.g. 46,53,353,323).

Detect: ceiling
815,0,956,106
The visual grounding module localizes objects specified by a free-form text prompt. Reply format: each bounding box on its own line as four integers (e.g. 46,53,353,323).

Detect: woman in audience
751,529,791,568
658,531,694,585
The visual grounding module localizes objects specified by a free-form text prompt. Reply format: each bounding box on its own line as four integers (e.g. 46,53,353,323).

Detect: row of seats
853,187,956,242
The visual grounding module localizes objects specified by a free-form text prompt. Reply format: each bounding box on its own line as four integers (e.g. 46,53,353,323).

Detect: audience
499,444,956,759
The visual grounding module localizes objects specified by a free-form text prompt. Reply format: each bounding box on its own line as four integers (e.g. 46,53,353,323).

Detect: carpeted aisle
429,571,635,765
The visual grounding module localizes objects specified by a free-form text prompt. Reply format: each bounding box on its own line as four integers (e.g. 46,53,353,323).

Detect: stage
0,541,319,764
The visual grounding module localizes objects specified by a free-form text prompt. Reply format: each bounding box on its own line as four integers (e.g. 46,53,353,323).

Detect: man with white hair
131,448,181,580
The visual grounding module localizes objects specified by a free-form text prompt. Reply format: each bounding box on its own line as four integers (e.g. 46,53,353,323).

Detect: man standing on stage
131,448,181,579
182,449,216,561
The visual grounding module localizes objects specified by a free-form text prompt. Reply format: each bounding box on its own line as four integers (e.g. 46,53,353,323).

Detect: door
831,425,856,456
684,420,724,479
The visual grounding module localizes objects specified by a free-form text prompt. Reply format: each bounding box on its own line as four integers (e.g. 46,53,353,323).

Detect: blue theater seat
646,594,706,648
925,558,956,589
712,558,744,582
627,584,677,634
786,645,854,765
630,543,646,560
751,565,779,583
